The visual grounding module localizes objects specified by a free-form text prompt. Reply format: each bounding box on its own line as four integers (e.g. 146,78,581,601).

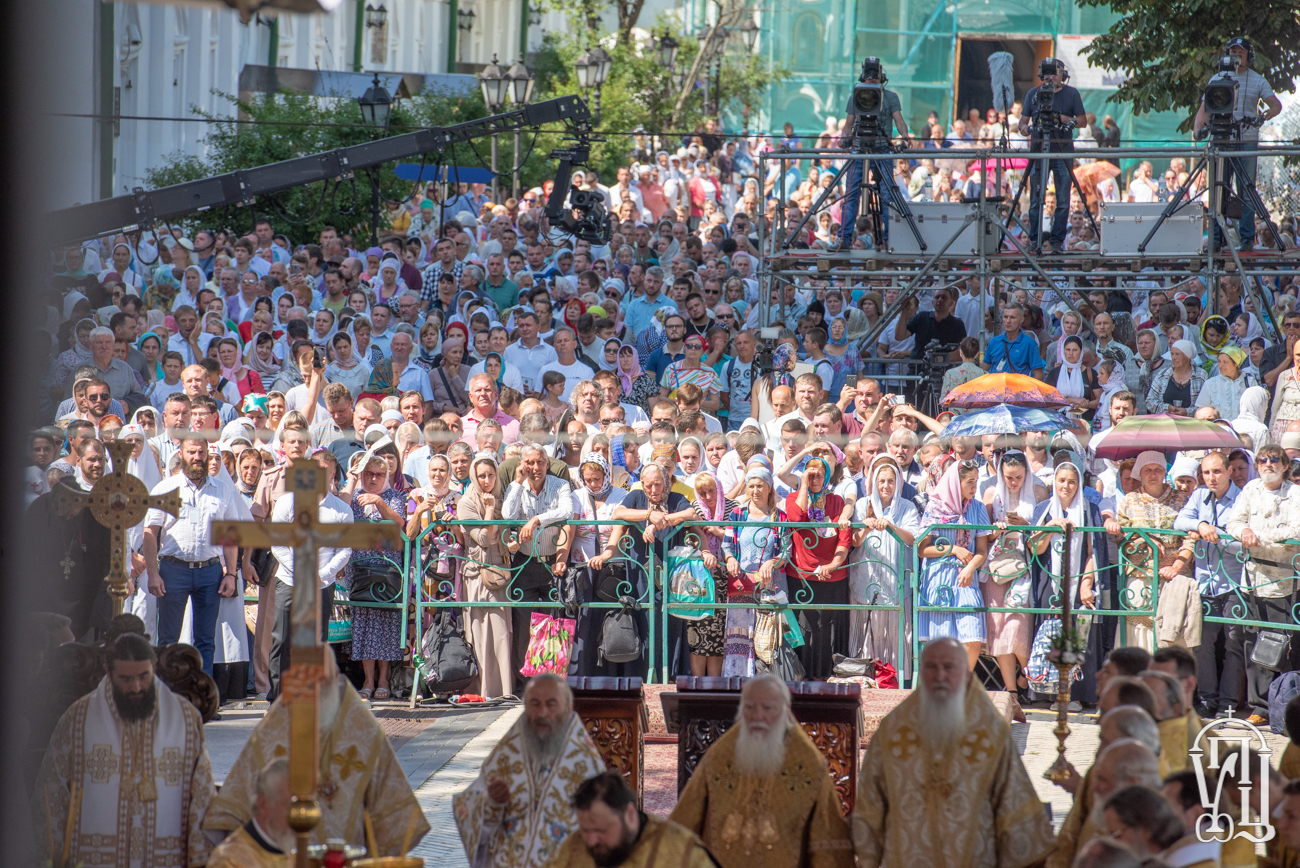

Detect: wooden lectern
567,676,649,808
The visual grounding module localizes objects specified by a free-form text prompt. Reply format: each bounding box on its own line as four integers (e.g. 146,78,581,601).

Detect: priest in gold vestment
455,674,606,868
1046,739,1161,868
852,637,1054,868
203,652,428,853
34,633,216,868
547,771,713,868
670,674,853,868
207,758,291,868
1139,668,1201,777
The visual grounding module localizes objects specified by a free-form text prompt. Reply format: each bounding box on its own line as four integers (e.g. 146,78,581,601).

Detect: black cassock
27,479,113,638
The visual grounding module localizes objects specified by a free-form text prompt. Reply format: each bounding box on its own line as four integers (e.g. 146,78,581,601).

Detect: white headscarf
1055,337,1086,398
868,455,906,526
1046,462,1087,602
991,450,1038,521
1233,385,1271,448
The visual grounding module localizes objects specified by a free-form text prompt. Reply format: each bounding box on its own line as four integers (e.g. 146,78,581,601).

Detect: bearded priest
455,674,606,868
669,674,854,868
853,637,1055,868
34,631,216,868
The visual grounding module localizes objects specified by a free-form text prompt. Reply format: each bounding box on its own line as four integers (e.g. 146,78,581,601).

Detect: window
791,12,825,72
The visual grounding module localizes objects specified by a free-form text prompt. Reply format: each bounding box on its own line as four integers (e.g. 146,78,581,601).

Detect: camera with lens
753,326,781,378
847,57,891,144
564,189,612,244
1198,59,1240,142
922,339,959,403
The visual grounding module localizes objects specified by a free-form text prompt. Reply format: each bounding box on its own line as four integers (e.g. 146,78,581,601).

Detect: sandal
358,688,374,701
374,688,391,701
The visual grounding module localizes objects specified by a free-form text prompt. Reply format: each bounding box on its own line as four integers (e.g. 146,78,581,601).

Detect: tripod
1004,118,1099,254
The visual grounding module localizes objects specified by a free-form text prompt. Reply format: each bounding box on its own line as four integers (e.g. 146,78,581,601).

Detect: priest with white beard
853,637,1055,868
34,631,217,867
670,674,854,868
455,674,606,868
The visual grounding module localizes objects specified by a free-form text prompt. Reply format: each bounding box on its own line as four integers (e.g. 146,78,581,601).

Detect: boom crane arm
45,95,599,246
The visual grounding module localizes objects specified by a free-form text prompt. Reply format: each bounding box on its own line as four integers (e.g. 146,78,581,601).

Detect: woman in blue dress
916,459,991,670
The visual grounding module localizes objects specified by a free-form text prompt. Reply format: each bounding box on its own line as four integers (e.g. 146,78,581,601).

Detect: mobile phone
889,395,905,406
313,348,325,369
846,375,859,389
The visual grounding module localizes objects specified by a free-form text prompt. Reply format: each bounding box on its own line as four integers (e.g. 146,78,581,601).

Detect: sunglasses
87,394,111,402
1258,455,1285,465
599,417,621,426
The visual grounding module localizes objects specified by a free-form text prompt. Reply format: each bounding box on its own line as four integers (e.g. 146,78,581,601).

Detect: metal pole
370,171,380,247
513,129,521,200
490,131,499,203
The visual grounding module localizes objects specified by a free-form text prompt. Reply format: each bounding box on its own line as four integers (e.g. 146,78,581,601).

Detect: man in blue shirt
1172,451,1242,717
983,304,1045,378
622,266,670,340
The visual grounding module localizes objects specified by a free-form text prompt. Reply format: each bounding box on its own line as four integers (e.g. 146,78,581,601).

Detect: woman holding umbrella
1114,451,1191,650
1027,460,1110,708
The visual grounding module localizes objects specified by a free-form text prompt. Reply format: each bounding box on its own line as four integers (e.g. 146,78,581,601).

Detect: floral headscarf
921,460,972,549
617,343,643,394
579,452,613,500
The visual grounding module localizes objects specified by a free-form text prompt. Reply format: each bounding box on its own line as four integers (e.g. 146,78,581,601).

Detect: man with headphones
1018,58,1087,255
1193,37,1282,252
837,58,913,250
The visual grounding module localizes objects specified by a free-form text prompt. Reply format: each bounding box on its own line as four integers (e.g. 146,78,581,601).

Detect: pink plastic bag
520,611,577,677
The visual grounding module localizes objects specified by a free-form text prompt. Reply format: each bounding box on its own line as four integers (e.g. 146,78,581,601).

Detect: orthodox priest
670,674,853,868
455,674,605,868
203,648,427,852
853,637,1055,868
26,438,113,637
206,758,292,867
546,771,714,868
33,631,216,867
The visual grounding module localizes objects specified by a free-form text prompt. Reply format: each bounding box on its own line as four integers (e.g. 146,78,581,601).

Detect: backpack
599,598,642,664
1269,671,1300,735
419,608,479,695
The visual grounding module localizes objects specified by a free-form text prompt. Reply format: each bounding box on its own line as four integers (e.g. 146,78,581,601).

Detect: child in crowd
540,370,569,427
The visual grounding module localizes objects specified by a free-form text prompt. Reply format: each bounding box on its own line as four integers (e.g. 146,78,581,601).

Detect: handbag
770,644,806,681
753,610,781,665
419,608,479,694
348,563,404,604
520,612,577,677
1252,630,1291,671
591,561,624,603
556,564,583,620
987,533,1028,585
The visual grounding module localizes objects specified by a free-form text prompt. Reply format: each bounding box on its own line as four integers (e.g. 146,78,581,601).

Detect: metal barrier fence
310,517,1300,690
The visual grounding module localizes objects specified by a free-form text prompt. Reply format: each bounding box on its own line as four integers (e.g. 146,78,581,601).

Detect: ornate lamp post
575,45,613,125
356,72,394,246
478,54,510,201
506,55,535,199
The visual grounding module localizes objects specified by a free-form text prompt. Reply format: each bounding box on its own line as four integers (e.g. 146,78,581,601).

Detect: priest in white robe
454,673,605,868
34,632,216,867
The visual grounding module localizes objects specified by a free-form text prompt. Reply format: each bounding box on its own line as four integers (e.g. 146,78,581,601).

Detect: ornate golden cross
210,460,402,868
54,438,181,616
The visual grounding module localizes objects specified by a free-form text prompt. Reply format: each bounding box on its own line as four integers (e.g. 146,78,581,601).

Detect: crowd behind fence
285,516,1300,690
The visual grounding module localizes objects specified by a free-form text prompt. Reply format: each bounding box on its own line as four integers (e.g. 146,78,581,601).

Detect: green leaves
1078,0,1300,132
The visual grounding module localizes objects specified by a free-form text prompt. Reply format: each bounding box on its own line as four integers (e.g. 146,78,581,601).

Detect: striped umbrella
942,372,1071,409
939,404,1079,438
1091,414,1243,460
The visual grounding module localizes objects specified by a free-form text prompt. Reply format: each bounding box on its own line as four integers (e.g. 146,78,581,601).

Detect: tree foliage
1078,0,1300,132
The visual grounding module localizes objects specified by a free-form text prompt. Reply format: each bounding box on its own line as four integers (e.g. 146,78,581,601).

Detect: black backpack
600,597,642,664
419,608,479,694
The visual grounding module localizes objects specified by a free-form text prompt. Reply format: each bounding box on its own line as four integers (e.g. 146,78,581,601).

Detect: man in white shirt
1126,161,1159,203
266,486,353,702
369,304,396,358
167,305,217,365
502,310,558,395
390,331,436,407
535,328,595,403
143,436,252,676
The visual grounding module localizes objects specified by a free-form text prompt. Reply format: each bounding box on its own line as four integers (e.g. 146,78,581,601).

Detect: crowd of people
22,102,1300,733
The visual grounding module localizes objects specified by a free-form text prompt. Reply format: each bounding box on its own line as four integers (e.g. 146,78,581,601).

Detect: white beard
732,718,790,778
522,713,571,765
918,680,967,751
1261,470,1284,485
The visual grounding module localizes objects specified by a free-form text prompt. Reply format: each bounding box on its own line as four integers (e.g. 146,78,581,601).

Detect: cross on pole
210,460,403,867
54,438,181,617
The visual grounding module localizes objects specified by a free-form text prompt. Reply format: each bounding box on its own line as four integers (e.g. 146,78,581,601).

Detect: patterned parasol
942,372,1071,409
939,404,1079,438
1091,414,1244,460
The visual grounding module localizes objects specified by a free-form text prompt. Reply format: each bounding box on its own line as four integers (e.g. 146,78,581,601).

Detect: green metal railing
301,515,1300,688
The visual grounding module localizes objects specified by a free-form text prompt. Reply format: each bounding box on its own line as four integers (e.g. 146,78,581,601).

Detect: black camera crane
43,95,610,247
1136,56,1285,257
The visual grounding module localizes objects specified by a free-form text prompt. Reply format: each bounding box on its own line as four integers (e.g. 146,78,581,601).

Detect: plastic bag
667,546,715,620
520,612,577,677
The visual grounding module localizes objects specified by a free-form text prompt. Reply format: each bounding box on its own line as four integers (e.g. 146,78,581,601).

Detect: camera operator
1018,58,1087,254
838,59,913,249
1193,37,1282,252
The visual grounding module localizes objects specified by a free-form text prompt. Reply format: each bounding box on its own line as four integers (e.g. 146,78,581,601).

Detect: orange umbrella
942,372,1071,409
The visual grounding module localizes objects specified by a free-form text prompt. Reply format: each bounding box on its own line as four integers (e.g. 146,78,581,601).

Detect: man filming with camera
837,58,913,250
1193,37,1281,252
1018,58,1087,255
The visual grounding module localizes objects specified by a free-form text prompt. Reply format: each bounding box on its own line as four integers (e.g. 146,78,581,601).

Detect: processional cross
211,460,402,868
53,438,180,616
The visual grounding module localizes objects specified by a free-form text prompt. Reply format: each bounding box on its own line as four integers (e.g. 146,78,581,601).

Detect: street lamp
575,45,612,125
364,4,388,29
655,32,679,71
506,56,535,199
457,0,475,32
479,55,509,201
736,17,759,53
356,72,394,246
